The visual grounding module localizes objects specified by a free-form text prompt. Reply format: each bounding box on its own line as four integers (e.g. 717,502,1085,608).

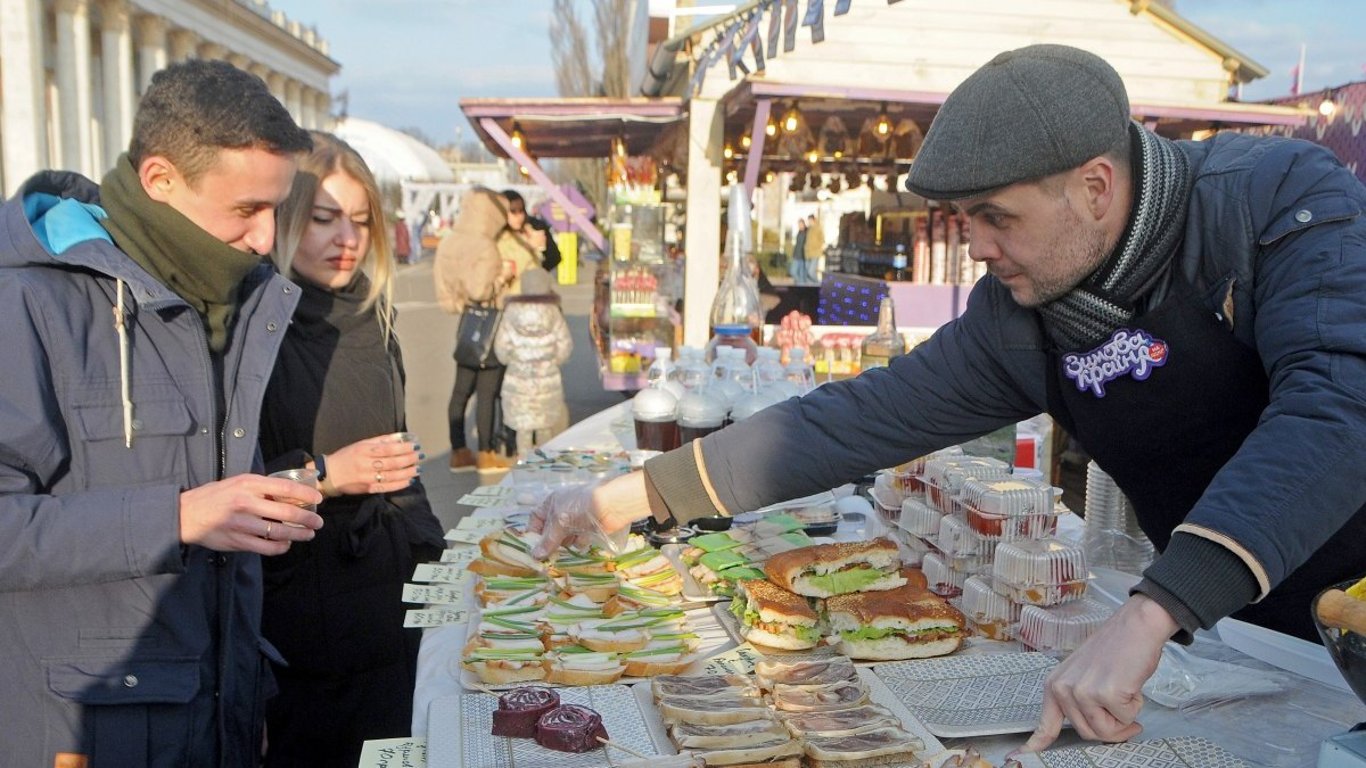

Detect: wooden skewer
470,682,498,696
597,736,651,760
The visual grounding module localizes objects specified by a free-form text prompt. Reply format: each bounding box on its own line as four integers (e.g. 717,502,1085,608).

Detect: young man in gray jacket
532,45,1366,752
0,61,324,766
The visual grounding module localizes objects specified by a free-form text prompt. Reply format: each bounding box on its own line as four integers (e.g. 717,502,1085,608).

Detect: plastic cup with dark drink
632,387,680,452
677,390,727,445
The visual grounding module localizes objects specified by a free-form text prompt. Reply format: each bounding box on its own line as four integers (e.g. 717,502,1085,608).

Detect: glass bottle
885,244,910,282
860,296,907,370
706,230,762,363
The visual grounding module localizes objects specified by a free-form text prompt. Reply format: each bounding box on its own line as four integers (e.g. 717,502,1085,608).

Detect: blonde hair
272,131,396,342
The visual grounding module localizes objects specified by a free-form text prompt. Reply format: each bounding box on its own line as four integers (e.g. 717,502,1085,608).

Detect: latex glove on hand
527,473,652,559
1019,594,1177,752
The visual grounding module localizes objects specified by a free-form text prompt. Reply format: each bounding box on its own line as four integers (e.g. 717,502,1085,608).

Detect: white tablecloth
410,400,1366,766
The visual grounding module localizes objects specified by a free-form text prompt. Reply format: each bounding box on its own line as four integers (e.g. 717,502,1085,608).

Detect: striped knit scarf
1038,123,1192,349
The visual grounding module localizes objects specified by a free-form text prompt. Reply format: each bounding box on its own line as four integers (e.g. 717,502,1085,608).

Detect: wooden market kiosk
460,0,1311,382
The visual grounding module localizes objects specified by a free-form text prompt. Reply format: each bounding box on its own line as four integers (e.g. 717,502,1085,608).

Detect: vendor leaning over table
530,44,1366,752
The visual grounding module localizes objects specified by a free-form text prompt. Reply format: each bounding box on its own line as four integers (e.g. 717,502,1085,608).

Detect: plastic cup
268,467,318,524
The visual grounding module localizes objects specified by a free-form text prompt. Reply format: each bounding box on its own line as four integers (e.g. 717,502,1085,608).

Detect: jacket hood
0,170,185,305
503,297,562,336
452,188,509,239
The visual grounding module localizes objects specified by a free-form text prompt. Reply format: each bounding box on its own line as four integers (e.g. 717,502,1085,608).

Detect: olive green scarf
99,155,263,352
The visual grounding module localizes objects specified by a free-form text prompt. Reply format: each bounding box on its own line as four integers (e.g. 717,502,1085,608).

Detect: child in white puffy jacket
493,268,573,449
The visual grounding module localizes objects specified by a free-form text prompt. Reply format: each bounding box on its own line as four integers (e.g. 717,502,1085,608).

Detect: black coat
258,276,445,768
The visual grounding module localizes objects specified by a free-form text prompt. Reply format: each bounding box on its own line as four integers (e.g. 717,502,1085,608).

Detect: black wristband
313,453,328,482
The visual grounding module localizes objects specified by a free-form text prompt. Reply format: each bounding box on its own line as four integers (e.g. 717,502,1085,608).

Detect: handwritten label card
402,583,466,605
456,516,505,531
357,738,425,768
439,547,479,566
443,528,485,545
403,608,469,628
457,486,517,507
412,563,473,584
699,642,762,676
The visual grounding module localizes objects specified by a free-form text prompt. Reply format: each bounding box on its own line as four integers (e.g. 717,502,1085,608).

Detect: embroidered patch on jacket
1061,328,1169,397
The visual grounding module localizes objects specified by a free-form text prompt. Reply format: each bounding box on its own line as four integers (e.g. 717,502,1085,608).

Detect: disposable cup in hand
268,468,319,523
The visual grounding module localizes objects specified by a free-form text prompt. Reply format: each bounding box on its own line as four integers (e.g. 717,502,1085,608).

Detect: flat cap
906,44,1131,200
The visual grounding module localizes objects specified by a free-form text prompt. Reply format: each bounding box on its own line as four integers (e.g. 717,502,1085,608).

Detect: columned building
0,0,339,197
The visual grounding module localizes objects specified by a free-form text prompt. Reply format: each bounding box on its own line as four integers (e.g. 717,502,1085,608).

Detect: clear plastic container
868,479,903,526
897,497,943,539
676,390,727,445
960,575,1021,641
960,476,1062,541
922,456,1012,514
887,455,928,497
921,552,966,598
891,529,930,568
1017,597,1113,654
933,514,990,571
631,387,680,453
991,539,1089,606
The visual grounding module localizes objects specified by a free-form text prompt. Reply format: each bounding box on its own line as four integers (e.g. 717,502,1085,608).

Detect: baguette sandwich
730,579,821,651
802,726,926,768
764,538,905,598
824,585,966,661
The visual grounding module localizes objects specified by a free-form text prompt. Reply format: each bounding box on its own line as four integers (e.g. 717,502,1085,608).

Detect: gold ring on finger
375,471,384,483
264,521,274,541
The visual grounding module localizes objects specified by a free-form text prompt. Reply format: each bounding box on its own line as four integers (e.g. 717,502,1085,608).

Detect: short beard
1022,204,1112,308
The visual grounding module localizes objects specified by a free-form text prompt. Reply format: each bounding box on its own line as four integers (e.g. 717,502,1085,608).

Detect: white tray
1013,736,1248,768
871,652,1057,738
427,684,673,768
632,666,945,763
456,605,735,691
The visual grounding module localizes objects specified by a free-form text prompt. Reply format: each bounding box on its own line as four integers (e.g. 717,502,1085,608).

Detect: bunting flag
784,0,799,52
749,9,767,72
835,0,852,14
722,20,742,80
804,0,826,44
1289,62,1301,96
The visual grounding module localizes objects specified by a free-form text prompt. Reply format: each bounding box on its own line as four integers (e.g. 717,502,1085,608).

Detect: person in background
393,208,412,264
789,217,809,284
0,60,320,766
500,189,546,295
435,187,518,474
804,213,826,283
530,44,1366,753
258,132,446,768
494,267,574,450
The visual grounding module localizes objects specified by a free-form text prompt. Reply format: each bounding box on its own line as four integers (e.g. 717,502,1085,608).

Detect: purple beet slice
534,703,609,753
491,686,560,738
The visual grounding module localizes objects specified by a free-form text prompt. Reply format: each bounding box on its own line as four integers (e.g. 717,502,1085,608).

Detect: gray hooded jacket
0,171,299,767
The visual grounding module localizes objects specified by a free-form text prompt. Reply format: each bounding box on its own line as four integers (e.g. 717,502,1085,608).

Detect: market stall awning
461,97,685,159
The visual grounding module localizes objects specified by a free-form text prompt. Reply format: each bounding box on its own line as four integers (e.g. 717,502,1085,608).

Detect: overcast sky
275,0,1365,146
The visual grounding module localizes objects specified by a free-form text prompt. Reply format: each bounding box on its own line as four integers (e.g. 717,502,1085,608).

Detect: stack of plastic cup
1082,461,1155,575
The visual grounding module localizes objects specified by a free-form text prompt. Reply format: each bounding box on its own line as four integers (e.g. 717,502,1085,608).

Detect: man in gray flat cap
531,45,1366,750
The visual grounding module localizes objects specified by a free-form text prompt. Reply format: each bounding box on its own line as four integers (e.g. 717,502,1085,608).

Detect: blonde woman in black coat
258,132,445,767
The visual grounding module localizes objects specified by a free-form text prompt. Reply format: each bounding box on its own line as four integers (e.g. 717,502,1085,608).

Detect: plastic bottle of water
784,347,816,395
675,346,711,394
646,348,685,400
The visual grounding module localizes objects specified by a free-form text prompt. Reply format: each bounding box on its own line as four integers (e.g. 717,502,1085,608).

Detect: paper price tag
357,737,426,768
456,516,504,531
403,608,468,628
469,485,515,497
412,563,473,584
699,642,762,676
457,494,518,508
439,548,479,566
443,528,485,545
402,583,466,605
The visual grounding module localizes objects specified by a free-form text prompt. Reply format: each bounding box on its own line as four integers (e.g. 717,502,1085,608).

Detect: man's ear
1077,155,1120,222
138,156,180,204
